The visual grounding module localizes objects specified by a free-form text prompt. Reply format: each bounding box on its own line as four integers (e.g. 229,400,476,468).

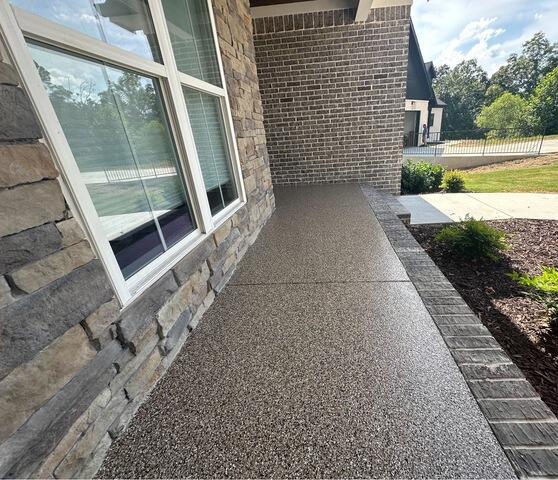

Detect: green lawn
464,161,558,193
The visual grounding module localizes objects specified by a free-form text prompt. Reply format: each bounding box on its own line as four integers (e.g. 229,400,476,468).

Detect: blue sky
412,0,558,75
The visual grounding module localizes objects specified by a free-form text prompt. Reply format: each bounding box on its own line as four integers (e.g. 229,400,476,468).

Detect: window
4,0,244,303
162,0,221,86
11,0,162,61
428,112,435,128
183,87,236,214
29,43,196,279
159,0,236,211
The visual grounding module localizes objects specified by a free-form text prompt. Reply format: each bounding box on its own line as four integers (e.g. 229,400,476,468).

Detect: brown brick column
253,6,411,193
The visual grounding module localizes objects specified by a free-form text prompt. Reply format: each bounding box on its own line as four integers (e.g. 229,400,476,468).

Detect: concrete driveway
541,138,558,154
399,192,558,224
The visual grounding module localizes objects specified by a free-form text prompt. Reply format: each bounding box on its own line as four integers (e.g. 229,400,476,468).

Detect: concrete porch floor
98,185,515,478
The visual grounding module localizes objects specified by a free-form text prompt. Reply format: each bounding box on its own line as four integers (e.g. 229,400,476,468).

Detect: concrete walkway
399,192,558,225
98,185,515,478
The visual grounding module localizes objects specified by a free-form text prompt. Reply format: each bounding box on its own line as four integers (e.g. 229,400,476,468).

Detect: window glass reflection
30,43,196,278
162,0,221,86
13,0,161,62
183,87,237,214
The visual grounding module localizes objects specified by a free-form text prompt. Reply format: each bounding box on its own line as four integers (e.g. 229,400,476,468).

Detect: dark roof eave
411,21,436,102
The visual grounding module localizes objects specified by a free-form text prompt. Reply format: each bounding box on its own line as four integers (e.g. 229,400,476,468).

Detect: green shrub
509,267,558,332
435,216,507,260
442,170,465,192
430,164,445,191
401,161,445,194
510,267,558,294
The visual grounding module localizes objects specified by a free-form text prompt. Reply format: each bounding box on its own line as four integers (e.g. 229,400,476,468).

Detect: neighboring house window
4,0,244,304
428,112,435,128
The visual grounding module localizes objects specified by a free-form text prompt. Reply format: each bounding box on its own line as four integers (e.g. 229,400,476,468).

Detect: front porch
97,185,522,478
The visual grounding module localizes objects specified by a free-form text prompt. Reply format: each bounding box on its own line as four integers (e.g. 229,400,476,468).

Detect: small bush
430,164,445,191
510,267,558,294
435,216,507,260
442,170,465,192
509,267,558,332
401,161,445,194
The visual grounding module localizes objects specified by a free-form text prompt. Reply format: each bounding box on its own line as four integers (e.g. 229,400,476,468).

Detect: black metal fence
105,165,176,183
403,129,545,157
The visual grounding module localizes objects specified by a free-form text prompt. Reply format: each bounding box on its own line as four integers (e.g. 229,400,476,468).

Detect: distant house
404,22,446,146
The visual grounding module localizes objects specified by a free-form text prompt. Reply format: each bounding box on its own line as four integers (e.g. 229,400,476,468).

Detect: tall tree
476,92,534,136
484,83,505,106
433,59,489,132
490,32,558,97
530,66,558,134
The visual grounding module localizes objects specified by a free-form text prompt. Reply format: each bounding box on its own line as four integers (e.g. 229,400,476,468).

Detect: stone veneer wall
0,0,274,476
253,7,410,193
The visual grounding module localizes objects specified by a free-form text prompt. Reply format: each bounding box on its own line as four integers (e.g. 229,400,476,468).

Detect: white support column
354,0,373,22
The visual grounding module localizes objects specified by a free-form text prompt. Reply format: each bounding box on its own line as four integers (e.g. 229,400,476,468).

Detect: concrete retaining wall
405,153,538,170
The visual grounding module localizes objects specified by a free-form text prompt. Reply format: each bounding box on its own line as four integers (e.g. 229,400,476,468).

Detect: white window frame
0,0,246,306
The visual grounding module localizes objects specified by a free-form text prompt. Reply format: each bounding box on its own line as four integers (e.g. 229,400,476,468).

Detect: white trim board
372,0,412,6
251,0,356,18
250,0,411,18
354,0,372,21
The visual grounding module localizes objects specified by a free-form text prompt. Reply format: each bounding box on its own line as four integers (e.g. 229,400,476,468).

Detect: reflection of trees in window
35,60,185,216
36,63,170,172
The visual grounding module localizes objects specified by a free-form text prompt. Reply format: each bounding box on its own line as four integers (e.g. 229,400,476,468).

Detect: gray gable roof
406,22,445,108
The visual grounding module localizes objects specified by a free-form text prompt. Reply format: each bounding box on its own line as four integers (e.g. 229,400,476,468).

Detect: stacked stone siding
0,0,274,476
253,6,410,193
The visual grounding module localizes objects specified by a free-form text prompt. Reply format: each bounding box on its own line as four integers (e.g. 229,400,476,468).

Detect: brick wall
253,6,411,193
0,0,274,476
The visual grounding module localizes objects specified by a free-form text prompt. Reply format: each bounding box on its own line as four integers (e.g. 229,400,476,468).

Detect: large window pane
162,0,221,87
183,87,236,214
12,0,161,62
30,43,196,279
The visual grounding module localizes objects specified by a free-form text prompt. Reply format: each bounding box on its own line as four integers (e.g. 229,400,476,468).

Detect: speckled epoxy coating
231,185,409,285
98,185,515,478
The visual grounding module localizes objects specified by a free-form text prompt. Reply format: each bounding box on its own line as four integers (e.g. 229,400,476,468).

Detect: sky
411,0,558,76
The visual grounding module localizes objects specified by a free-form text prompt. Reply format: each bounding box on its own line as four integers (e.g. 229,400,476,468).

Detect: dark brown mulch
409,219,558,415
464,152,558,173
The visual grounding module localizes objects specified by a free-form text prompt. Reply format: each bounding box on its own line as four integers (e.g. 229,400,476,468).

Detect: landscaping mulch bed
409,219,558,415
464,152,558,173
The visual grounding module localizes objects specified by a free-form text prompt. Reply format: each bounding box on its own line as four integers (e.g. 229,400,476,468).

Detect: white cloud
435,17,505,71
412,0,558,75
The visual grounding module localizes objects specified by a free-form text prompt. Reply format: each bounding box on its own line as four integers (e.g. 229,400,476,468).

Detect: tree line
433,32,558,137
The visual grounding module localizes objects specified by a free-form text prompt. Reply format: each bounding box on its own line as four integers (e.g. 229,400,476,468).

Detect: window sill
122,198,245,306
212,197,244,229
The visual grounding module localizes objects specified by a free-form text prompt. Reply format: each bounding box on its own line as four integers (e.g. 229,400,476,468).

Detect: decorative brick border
361,185,558,479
